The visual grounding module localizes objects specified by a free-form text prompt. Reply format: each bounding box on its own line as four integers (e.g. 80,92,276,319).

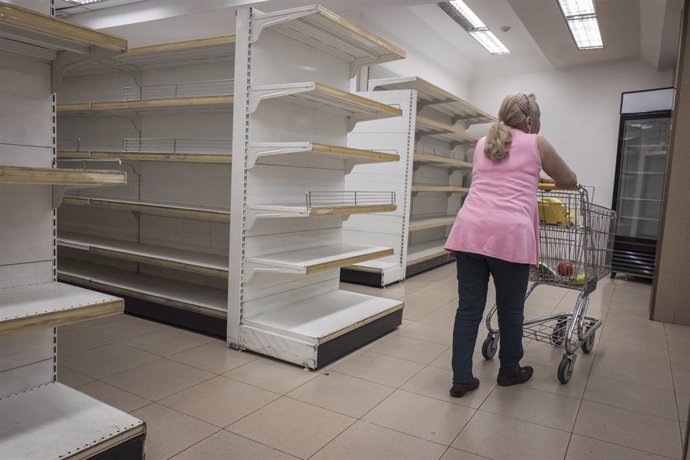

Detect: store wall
652,0,690,325
468,59,673,207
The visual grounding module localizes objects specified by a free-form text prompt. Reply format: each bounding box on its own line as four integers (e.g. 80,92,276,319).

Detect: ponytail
484,120,512,162
484,93,538,163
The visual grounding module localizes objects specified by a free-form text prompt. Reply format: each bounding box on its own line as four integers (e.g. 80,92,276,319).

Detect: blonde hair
484,93,539,162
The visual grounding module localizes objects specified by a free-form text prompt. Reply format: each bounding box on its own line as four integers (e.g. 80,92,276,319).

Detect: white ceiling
62,0,683,75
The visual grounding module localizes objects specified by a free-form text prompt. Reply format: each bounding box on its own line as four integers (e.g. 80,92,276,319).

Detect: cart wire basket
481,184,616,383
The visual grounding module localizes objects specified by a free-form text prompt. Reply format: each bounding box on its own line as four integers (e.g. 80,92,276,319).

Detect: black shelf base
316,308,403,368
91,433,146,460
406,253,455,278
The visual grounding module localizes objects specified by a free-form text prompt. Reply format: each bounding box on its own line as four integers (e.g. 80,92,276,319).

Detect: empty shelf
0,166,125,187
59,232,228,278
248,202,396,223
409,216,456,232
57,95,234,114
248,142,398,168
244,289,402,344
62,196,230,223
414,153,472,170
252,5,405,67
250,82,401,126
0,382,144,459
58,150,232,164
247,244,394,277
407,240,451,266
345,260,400,274
0,282,122,334
370,76,495,125
0,3,126,59
411,185,469,193
59,259,227,316
416,116,477,144
66,35,236,75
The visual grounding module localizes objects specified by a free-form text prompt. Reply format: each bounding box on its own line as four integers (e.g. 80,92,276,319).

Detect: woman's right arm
537,136,577,188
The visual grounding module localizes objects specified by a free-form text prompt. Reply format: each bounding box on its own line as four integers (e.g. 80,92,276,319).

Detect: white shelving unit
56,32,236,335
342,76,494,286
229,4,406,368
0,2,145,457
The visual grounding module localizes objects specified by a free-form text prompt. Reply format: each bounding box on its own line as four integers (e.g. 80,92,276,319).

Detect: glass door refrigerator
611,87,674,279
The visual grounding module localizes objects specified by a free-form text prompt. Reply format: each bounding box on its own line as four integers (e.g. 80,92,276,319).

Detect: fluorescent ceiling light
439,1,511,55
470,30,511,55
449,0,485,29
557,0,595,17
557,0,604,50
65,0,107,4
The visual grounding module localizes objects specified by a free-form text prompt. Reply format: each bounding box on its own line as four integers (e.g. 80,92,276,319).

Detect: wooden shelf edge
414,153,472,169
411,185,469,193
0,3,127,53
59,235,228,278
305,248,394,274
311,143,399,162
0,166,126,186
62,196,230,222
0,300,122,334
58,272,226,318
57,95,234,113
123,34,236,57
308,204,397,217
58,151,232,164
313,82,402,117
314,5,406,60
409,217,456,232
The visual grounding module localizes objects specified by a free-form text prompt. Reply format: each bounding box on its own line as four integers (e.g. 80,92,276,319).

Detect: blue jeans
452,251,530,384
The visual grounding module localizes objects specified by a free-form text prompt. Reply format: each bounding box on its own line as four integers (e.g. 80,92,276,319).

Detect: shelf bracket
348,113,376,132
52,186,67,208
250,9,315,44
52,46,121,92
248,84,314,114
106,111,142,132
247,143,313,169
417,98,453,112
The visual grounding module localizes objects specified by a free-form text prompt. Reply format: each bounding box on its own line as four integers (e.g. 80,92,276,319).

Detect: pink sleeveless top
444,129,542,265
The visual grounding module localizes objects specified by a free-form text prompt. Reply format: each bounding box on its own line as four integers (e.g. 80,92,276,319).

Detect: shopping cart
480,185,616,383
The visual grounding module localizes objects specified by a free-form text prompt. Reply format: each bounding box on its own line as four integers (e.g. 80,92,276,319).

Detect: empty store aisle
57,265,688,460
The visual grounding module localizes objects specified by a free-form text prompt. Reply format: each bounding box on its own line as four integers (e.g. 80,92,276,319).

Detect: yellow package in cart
538,197,575,226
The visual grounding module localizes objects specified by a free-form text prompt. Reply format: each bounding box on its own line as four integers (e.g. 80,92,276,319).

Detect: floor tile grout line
572,432,681,460
163,427,224,460
563,363,593,460
666,324,687,453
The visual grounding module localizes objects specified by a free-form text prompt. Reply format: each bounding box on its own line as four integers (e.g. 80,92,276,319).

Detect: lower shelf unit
406,239,454,277
59,259,227,318
0,382,145,460
239,290,403,368
0,282,122,334
58,232,228,278
62,195,231,223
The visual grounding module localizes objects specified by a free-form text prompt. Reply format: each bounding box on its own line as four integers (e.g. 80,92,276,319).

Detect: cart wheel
481,335,498,360
551,319,567,346
558,357,574,384
582,330,596,354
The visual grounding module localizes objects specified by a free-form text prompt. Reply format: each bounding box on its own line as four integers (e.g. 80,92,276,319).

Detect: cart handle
538,183,581,191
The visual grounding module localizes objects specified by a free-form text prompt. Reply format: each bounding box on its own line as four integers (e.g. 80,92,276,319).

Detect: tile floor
57,264,690,460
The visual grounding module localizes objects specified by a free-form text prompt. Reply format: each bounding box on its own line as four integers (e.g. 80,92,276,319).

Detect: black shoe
497,366,534,386
450,378,480,398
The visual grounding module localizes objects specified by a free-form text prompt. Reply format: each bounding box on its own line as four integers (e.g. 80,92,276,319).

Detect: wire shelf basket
306,191,396,208
123,79,234,101
122,138,232,154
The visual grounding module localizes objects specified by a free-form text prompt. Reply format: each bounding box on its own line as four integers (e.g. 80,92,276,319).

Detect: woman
444,93,577,397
